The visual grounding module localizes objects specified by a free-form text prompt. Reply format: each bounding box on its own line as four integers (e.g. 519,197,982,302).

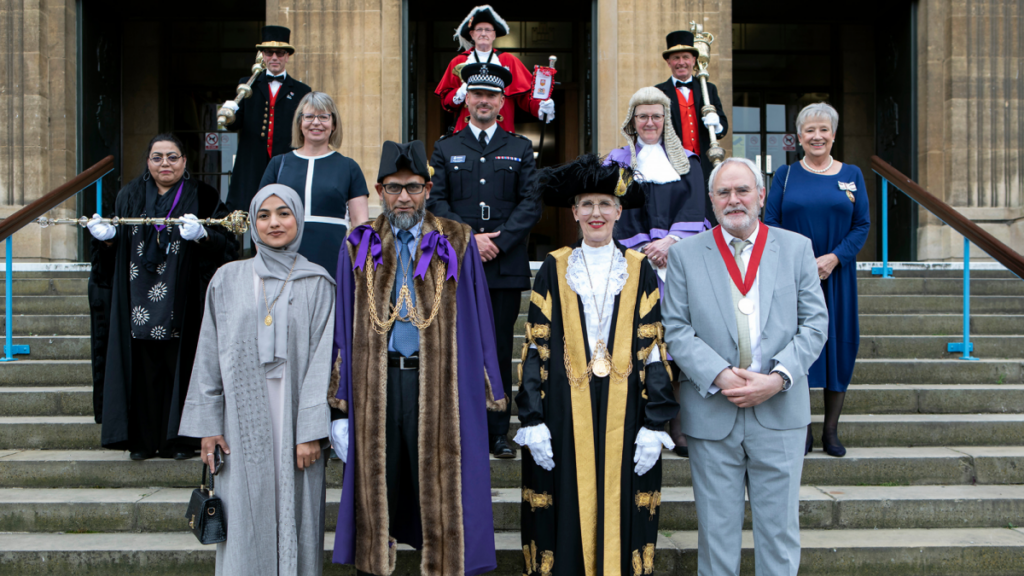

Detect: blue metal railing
871,156,1024,361
2,171,111,362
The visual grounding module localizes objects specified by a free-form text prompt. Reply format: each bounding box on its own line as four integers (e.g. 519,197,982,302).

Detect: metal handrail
1,156,115,362
870,155,1024,361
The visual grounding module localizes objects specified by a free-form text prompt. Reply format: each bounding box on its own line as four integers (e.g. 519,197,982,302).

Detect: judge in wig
515,154,679,576
330,140,507,576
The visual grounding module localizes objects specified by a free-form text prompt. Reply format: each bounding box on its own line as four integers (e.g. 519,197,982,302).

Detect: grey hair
292,91,343,149
707,157,765,193
795,102,839,134
621,87,690,176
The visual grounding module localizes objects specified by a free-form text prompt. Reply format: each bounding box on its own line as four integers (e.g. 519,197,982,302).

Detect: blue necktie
392,230,418,357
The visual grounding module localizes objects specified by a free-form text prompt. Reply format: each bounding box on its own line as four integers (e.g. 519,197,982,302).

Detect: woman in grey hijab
180,184,337,576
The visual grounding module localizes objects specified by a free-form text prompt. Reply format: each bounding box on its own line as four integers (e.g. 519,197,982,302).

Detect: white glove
453,83,468,105
539,99,555,123
86,213,116,241
702,112,724,134
178,214,208,242
221,100,239,113
330,419,349,463
633,427,675,476
513,423,555,471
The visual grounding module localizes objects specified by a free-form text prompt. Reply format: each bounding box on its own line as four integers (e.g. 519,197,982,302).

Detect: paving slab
950,446,1024,484
0,387,94,416
0,360,92,387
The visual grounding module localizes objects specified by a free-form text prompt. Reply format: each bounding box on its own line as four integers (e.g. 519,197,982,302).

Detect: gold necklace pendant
592,355,611,378
265,314,273,326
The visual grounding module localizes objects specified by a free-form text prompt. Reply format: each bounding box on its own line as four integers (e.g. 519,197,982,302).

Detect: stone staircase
2,268,1024,575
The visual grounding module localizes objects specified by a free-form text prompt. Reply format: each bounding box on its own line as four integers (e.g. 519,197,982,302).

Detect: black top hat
256,25,295,54
461,63,513,93
457,5,510,45
538,154,645,210
377,141,432,183
663,30,699,59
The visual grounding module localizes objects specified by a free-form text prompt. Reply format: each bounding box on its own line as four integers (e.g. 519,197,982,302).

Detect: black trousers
487,288,521,437
357,359,422,576
127,338,181,456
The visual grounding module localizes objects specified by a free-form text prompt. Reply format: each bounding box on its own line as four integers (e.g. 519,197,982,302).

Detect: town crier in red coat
435,5,555,135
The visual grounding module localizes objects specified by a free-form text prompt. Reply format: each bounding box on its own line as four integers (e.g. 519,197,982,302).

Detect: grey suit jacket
662,225,828,441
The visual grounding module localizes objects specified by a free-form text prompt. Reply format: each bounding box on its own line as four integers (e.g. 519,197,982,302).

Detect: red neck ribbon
712,224,768,296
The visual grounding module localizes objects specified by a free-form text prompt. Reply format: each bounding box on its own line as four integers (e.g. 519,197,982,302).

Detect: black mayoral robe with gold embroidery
516,244,679,576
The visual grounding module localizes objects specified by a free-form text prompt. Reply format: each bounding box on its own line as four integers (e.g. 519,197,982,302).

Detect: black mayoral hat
538,154,645,210
663,30,699,59
456,5,510,45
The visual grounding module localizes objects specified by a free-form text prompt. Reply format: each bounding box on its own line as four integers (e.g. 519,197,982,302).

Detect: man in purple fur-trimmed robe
327,140,507,576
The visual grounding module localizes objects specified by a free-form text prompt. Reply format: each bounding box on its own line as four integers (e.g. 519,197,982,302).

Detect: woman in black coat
88,133,238,460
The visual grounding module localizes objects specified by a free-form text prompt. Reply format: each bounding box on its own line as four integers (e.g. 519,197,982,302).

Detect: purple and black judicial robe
329,212,507,576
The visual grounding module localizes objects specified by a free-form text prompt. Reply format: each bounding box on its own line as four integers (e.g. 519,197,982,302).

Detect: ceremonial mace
36,211,251,235
216,52,267,130
690,22,725,166
534,56,558,168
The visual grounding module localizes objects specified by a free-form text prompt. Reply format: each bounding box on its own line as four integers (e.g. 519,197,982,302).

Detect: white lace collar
635,140,681,184
566,243,628,352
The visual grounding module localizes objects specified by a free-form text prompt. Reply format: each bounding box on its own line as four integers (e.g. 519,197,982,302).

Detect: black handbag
185,463,226,544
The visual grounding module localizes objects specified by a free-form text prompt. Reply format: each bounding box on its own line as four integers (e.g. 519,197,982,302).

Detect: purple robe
331,232,503,576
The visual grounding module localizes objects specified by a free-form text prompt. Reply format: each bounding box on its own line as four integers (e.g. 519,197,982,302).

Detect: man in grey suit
662,157,828,576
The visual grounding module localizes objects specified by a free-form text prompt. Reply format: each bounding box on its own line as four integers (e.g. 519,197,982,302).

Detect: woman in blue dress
765,102,870,457
261,91,369,272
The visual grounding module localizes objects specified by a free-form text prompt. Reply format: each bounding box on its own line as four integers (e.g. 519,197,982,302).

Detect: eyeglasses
635,114,665,123
149,154,182,164
301,113,333,124
262,49,289,58
383,183,425,195
575,200,619,215
472,27,495,34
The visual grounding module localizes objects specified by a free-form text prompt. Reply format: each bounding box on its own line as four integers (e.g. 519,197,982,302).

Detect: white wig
620,87,690,176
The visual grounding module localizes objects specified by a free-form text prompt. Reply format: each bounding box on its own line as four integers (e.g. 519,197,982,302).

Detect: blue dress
765,162,870,392
260,151,369,273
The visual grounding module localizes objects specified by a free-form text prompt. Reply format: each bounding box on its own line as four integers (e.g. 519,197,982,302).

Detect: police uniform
427,63,542,457
224,26,312,212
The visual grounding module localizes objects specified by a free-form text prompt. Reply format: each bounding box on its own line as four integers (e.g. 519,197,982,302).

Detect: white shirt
268,71,286,97
468,121,498,146
670,75,693,100
710,222,791,394
473,49,496,64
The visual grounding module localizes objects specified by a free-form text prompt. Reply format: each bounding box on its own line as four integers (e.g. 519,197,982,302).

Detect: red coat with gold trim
435,50,542,134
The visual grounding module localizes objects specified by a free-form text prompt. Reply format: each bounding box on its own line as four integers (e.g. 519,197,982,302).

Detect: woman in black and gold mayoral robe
515,155,679,576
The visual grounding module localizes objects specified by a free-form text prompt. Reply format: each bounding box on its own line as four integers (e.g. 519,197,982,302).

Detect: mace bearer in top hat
221,26,312,213
435,5,555,135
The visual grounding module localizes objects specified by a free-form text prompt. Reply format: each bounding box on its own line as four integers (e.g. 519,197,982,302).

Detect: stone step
0,278,88,296
2,528,1023,575
856,335,1024,359
0,314,91,336
2,446,1021,490
2,335,90,360
0,387,94,416
859,313,1024,336
0,417,100,450
856,268,1021,279
0,295,89,315
4,484,1023,534
0,360,92,387
856,278,1024,296
851,359,1024,384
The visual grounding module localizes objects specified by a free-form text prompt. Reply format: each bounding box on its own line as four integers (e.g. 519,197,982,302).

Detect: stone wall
0,0,78,261
595,0,732,157
918,0,1024,260
267,0,403,209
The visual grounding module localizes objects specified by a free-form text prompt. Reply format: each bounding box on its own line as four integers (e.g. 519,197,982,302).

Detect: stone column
917,0,1023,260
267,0,403,211
0,0,78,261
595,0,732,157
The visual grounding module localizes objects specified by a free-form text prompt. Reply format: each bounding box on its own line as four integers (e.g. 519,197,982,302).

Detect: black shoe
491,435,515,459
173,450,196,461
805,426,813,456
672,444,688,458
130,451,155,461
821,428,846,457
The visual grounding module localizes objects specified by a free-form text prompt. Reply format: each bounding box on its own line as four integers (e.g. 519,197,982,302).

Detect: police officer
221,26,312,213
428,62,543,459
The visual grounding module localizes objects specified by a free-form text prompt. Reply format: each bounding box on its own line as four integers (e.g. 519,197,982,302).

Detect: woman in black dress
87,133,238,460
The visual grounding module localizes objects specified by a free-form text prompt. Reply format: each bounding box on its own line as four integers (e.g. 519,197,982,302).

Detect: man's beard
471,105,497,124
715,205,758,234
383,201,426,230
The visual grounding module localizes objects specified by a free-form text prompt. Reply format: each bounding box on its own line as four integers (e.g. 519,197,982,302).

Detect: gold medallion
265,315,273,326
593,356,611,378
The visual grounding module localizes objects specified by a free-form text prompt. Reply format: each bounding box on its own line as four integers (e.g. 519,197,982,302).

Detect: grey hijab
249,184,335,372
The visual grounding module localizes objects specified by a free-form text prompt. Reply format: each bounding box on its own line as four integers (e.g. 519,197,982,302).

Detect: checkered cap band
466,73,505,91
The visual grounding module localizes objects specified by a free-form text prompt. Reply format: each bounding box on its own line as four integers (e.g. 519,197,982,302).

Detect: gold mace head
219,211,250,235
689,21,715,69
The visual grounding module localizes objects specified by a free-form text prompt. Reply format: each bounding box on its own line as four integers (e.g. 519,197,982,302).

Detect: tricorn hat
460,62,513,93
256,25,295,54
454,5,510,51
538,154,645,210
663,30,699,59
377,140,433,184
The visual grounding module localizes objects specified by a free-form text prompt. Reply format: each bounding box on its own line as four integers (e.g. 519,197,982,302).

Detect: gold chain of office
365,222,448,335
